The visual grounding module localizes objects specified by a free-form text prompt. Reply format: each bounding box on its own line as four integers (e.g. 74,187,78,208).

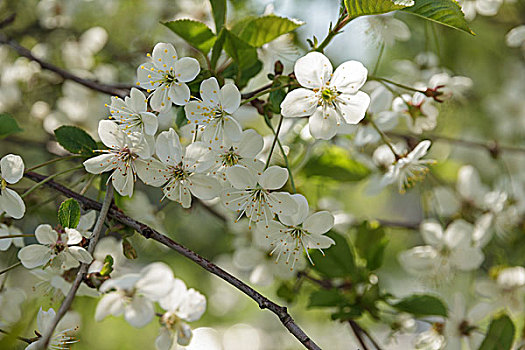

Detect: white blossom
95,262,174,328
393,93,438,134
135,128,221,208
185,77,243,148
0,287,26,326
280,52,370,140
221,165,297,228
362,14,411,46
137,43,200,112
83,120,154,197
25,307,79,350
0,223,24,250
17,224,92,270
0,154,26,219
108,87,158,136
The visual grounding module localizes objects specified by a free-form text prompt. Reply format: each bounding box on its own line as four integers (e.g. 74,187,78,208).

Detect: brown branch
23,171,322,350
0,328,34,344
0,34,132,98
349,320,370,350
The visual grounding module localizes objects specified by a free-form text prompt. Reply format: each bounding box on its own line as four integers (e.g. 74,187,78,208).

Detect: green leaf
58,199,81,229
210,0,226,33
0,114,23,139
276,282,297,304
478,314,515,350
311,231,357,278
223,30,262,88
354,221,388,270
403,0,474,35
344,0,408,18
210,28,227,69
54,126,97,155
232,15,303,47
163,20,216,54
393,294,448,317
303,146,370,182
308,289,346,308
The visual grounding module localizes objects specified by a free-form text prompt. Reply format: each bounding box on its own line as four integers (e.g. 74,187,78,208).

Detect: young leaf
344,0,408,19
393,294,448,317
210,28,227,69
311,231,357,278
223,30,262,87
233,15,303,47
277,282,297,304
354,221,388,270
163,20,216,54
210,0,226,33
54,126,97,155
303,146,370,182
58,199,81,229
308,289,346,308
0,113,23,139
402,0,474,35
478,314,515,350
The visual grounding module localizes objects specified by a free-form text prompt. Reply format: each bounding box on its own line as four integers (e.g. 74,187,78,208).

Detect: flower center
458,320,476,337
220,148,241,167
161,312,181,330
117,147,138,163
170,164,188,181
319,87,340,105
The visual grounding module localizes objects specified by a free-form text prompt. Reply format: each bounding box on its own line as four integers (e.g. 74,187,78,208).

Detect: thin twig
349,320,369,350
0,34,131,98
0,328,34,344
356,323,384,350
23,172,321,350
38,183,114,349
0,261,22,276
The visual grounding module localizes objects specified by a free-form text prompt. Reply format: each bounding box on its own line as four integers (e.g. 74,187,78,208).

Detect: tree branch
0,34,132,98
38,183,114,349
23,171,322,350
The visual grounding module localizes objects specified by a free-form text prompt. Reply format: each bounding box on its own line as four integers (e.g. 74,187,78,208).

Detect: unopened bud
274,60,284,76
122,238,138,259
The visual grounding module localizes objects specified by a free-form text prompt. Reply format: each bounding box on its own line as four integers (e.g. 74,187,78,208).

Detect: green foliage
277,282,297,303
210,28,227,69
232,15,303,47
54,125,97,155
222,30,262,88
308,289,346,307
479,314,515,350
303,146,370,182
162,20,216,54
100,255,114,276
311,231,357,278
58,198,81,229
403,0,474,35
354,221,388,270
392,294,448,317
209,0,227,33
0,113,23,138
344,0,408,18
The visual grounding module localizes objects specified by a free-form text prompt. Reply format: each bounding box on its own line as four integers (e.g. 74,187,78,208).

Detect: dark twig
349,320,369,350
0,34,131,98
23,171,322,350
0,328,34,344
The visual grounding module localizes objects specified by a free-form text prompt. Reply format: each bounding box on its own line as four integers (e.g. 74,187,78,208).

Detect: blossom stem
0,234,34,239
38,183,114,349
368,118,402,160
21,165,84,199
23,172,320,350
265,115,284,169
315,12,351,53
26,155,84,172
372,42,385,76
349,320,370,350
0,328,34,344
368,75,425,93
240,84,293,106
0,261,22,276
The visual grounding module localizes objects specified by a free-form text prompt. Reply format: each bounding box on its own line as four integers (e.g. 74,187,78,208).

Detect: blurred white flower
25,307,79,350
108,88,158,136
0,287,26,326
428,73,473,101
280,52,370,139
393,93,438,134
363,14,411,46
137,43,200,112
0,223,24,250
476,266,525,314
0,154,26,219
506,25,525,57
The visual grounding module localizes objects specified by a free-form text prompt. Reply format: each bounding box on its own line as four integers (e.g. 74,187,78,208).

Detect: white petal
137,262,174,301
129,88,147,112
77,210,96,232
152,43,178,69
398,246,439,275
309,107,338,140
168,83,191,106
304,232,335,249
159,278,187,311
188,174,221,200
443,219,472,249
222,117,243,142
237,129,264,158
278,194,309,226
269,192,298,216
220,84,241,114
1,154,24,184
150,86,170,112
280,88,317,118
420,220,444,247
135,158,169,187
259,166,288,190
0,188,26,219
35,224,58,244
331,60,368,94
140,112,159,135
18,245,52,268
83,154,118,174
37,307,56,334
303,211,334,234
176,322,193,346
225,165,257,189
98,120,124,149
155,327,174,350
450,247,484,271
95,292,123,322
408,140,431,160
68,246,93,264
156,128,182,166
0,225,12,251
200,77,221,107
124,296,154,328
174,57,200,83
111,166,134,197
179,288,206,322
294,52,332,89
335,91,370,124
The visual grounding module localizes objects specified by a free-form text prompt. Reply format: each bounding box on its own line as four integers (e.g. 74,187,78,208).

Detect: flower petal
140,112,158,135
225,165,257,189
168,83,191,106
174,57,200,83
137,262,175,301
188,174,221,200
303,211,334,234
156,128,182,166
237,129,264,158
331,60,368,94
309,107,337,140
278,194,309,226
68,246,93,264
98,120,124,149
335,91,370,124
129,88,147,112
150,86,170,112
65,228,83,245
220,83,241,114
152,43,178,69
259,166,288,190
294,52,332,89
280,88,317,118
35,224,58,244
18,245,52,268
200,77,221,107
136,158,169,187
420,220,444,247
0,188,26,219
83,154,118,174
95,292,123,322
1,154,24,184
111,166,134,197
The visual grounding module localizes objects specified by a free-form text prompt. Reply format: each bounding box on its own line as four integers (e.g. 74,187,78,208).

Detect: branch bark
23,171,322,350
